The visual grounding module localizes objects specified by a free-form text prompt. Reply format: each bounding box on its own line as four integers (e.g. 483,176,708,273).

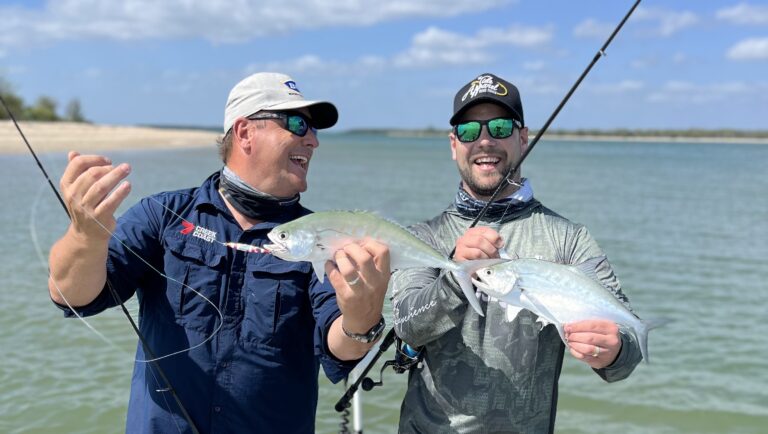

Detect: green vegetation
0,77,88,123
342,127,768,139
545,128,768,139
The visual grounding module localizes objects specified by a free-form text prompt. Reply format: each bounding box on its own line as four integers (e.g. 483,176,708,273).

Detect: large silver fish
264,210,487,316
472,256,668,362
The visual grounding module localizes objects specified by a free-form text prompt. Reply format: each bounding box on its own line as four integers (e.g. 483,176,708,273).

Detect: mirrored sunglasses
248,112,317,137
454,117,522,143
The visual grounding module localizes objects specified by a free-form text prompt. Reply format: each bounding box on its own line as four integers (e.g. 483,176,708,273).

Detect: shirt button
214,406,221,413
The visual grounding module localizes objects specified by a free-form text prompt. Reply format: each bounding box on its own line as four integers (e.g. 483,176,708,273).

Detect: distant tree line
0,77,87,122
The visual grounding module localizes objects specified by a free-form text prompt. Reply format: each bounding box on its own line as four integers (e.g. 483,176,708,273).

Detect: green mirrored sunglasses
454,117,522,143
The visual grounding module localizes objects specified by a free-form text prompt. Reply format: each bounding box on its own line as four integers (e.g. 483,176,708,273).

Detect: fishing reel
335,330,423,412
360,337,423,391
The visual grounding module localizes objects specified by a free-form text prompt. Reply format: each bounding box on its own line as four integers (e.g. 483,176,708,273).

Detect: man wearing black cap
47,72,389,433
392,73,642,433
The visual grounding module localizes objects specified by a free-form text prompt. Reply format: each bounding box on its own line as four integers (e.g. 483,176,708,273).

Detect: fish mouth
265,232,288,256
263,243,285,255
472,278,491,291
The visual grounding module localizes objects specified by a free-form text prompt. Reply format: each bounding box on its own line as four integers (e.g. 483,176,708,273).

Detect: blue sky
1,0,767,131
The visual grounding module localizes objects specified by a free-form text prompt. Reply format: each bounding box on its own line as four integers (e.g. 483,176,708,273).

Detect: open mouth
473,155,501,171
289,154,309,171
263,243,282,253
472,277,490,290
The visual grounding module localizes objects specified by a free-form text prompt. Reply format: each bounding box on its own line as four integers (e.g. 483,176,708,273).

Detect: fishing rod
466,0,643,229
336,0,643,412
0,95,201,434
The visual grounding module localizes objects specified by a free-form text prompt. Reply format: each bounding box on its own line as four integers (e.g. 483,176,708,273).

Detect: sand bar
0,121,221,155
3,121,766,156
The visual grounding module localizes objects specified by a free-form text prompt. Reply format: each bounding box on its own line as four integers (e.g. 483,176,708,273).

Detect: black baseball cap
449,73,524,127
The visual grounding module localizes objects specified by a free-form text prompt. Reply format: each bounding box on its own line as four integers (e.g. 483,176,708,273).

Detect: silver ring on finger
591,345,601,358
346,275,360,286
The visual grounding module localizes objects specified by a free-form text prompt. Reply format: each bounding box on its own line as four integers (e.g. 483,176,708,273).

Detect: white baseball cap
223,72,338,132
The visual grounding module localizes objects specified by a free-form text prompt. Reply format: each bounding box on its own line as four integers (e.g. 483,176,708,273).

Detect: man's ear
449,132,458,161
519,127,529,153
232,118,252,153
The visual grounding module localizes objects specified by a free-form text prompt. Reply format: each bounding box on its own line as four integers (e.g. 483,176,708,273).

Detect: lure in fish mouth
264,227,318,262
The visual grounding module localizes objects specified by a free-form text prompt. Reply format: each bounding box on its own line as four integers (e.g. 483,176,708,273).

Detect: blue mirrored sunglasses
248,112,317,137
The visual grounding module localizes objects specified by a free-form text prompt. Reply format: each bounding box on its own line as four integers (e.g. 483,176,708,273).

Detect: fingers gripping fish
264,210,489,316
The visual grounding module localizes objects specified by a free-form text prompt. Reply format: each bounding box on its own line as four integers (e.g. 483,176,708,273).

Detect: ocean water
1,134,766,433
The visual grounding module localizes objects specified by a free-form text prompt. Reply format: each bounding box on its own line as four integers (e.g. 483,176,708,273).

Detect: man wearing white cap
47,72,389,433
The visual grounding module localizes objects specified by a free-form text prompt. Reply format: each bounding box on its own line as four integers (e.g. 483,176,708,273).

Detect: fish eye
484,269,492,276
279,232,287,240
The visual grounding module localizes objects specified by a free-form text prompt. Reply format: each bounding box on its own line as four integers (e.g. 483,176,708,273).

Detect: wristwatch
342,316,385,344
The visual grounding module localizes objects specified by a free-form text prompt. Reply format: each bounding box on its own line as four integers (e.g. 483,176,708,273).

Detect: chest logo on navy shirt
179,220,217,243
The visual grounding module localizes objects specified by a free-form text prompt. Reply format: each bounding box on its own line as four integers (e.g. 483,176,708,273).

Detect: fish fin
573,255,608,282
505,305,524,322
555,323,567,345
534,315,551,327
521,290,565,344
637,317,674,364
454,269,485,317
312,260,326,283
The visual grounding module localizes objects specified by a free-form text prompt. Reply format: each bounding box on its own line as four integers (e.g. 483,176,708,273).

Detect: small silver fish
264,210,487,316
472,256,668,362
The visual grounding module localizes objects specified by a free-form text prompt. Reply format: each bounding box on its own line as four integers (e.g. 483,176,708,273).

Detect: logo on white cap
284,81,300,93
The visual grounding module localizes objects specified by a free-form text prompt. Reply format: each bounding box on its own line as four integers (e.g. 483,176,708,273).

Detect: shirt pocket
242,256,312,348
163,235,227,333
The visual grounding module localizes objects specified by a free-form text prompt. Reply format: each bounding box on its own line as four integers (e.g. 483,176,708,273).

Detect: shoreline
2,121,767,155
374,130,768,145
0,121,222,155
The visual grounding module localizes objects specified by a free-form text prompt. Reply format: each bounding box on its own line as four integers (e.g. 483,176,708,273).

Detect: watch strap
342,316,385,344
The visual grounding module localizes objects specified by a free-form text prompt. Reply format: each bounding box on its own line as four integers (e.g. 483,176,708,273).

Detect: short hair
217,130,233,163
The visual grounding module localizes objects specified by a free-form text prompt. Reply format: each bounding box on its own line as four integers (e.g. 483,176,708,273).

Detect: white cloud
243,23,552,74
646,80,765,104
588,80,645,94
393,24,552,68
522,61,545,72
727,37,768,60
0,0,515,49
716,3,768,25
573,19,614,39
634,7,699,37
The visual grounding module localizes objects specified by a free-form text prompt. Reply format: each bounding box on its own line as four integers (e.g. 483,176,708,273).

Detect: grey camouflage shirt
392,200,642,434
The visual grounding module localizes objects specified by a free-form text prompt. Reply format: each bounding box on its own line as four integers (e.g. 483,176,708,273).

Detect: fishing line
338,0,644,412
463,0,643,233
28,182,184,433
1,94,201,434
29,181,128,354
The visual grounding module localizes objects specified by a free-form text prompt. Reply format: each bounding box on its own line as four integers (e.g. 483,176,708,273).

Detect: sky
1,0,767,132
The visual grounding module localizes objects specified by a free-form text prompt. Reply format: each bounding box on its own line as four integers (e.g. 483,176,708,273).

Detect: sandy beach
3,121,766,156
0,121,221,155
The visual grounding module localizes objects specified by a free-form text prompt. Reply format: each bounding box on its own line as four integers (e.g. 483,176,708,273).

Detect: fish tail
637,317,673,364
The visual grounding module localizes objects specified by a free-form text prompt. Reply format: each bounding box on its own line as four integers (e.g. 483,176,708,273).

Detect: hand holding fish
564,320,622,369
325,238,390,336
60,151,132,241
453,227,504,261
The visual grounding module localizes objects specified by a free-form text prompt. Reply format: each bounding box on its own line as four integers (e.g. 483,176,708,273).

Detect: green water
1,134,766,433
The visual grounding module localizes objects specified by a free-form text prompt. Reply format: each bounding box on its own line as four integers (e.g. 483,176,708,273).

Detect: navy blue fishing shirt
55,172,354,433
